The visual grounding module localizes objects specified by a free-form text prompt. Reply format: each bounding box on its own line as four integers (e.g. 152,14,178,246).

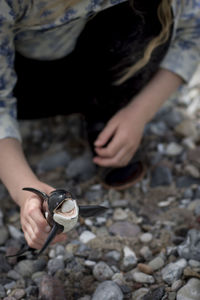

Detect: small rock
105,250,121,262
177,278,200,300
0,284,6,298
165,142,183,156
171,279,183,291
150,165,173,187
39,274,67,300
161,258,187,284
91,281,123,300
122,246,137,271
113,208,128,221
139,246,152,260
0,226,9,245
47,257,65,275
79,231,96,244
131,271,155,284
14,260,35,277
109,221,141,237
7,225,24,240
132,288,149,300
142,286,165,300
10,288,26,300
177,229,200,260
93,262,114,281
139,232,153,243
137,263,153,275
148,256,165,271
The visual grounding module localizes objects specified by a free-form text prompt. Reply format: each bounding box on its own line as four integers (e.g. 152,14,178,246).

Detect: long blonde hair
16,0,173,85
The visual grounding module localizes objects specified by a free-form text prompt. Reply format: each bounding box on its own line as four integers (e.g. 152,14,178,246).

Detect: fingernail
45,225,51,232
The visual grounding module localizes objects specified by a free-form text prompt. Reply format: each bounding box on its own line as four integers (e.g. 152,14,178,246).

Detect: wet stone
109,221,141,237
91,280,123,300
93,262,114,281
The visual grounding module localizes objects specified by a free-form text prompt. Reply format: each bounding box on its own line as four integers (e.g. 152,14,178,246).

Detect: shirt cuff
0,114,22,142
160,45,199,83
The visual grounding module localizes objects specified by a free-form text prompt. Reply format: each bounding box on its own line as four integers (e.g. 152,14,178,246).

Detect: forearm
0,138,41,206
129,68,184,123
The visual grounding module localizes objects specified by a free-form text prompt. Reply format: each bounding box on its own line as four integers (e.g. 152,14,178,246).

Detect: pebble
14,260,35,277
122,246,137,271
79,231,96,244
0,284,6,298
105,250,121,262
47,257,65,275
139,246,152,260
0,226,9,245
177,229,200,260
109,221,141,237
139,232,153,243
177,278,200,300
189,259,200,268
10,288,26,300
137,263,153,275
91,281,123,300
131,271,155,284
132,288,149,299
37,150,70,172
161,259,187,284
171,279,183,291
150,165,173,187
93,262,114,281
165,142,183,156
113,208,128,221
148,256,165,271
7,225,24,240
142,286,165,300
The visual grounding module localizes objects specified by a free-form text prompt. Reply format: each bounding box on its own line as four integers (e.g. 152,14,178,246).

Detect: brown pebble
137,263,153,274
183,266,200,279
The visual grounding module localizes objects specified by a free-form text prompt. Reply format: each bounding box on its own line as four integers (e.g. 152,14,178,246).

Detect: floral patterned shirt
0,0,200,141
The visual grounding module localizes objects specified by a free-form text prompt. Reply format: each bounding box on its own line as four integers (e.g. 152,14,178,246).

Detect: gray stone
122,246,138,271
105,251,121,262
161,259,187,284
7,225,24,240
132,272,155,284
139,233,153,243
177,229,200,260
176,176,200,188
148,256,165,271
0,284,6,298
109,221,141,237
7,270,21,280
37,150,70,172
47,257,65,275
0,226,9,245
171,279,183,292
79,231,96,243
132,288,149,300
14,260,35,277
92,281,123,300
150,165,173,187
142,286,165,300
93,262,114,281
177,278,200,300
65,152,96,181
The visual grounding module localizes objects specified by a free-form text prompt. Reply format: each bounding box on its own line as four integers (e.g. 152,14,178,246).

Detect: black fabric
14,1,173,124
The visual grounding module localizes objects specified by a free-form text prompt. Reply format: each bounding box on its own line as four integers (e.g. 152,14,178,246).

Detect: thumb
94,121,116,147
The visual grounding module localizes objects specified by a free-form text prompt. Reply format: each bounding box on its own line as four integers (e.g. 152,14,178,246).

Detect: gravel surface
0,71,200,299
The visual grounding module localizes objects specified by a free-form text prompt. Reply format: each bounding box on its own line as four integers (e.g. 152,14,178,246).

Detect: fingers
94,120,117,147
20,196,67,250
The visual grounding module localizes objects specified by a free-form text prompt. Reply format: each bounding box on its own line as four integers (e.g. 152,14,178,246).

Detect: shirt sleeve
0,0,22,141
160,1,200,83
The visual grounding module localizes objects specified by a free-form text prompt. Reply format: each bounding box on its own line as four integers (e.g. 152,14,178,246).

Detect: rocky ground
0,68,200,300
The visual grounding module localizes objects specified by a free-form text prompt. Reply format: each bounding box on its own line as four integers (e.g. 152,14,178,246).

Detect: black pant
14,1,173,141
